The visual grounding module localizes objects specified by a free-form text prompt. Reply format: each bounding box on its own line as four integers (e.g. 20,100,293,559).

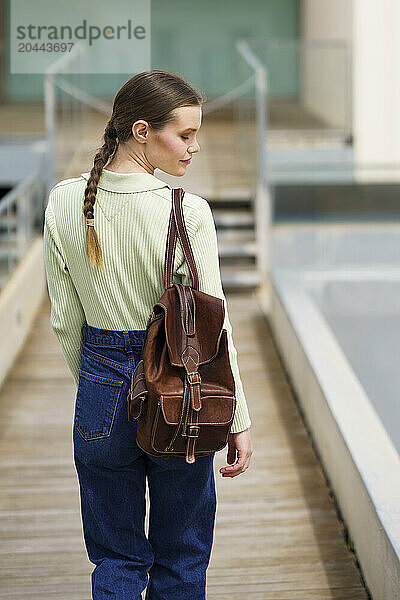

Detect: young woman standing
43,69,253,600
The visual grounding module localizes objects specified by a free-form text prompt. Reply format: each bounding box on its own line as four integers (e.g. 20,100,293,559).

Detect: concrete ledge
0,236,46,388
265,269,400,600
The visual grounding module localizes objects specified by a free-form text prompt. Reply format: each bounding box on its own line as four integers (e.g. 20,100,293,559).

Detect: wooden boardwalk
0,291,370,599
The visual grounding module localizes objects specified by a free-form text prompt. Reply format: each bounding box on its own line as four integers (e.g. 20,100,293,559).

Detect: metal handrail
44,42,85,193
0,171,41,214
0,169,46,287
235,39,271,278
202,75,255,114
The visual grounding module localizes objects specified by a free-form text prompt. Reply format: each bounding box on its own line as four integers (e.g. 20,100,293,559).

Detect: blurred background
0,1,399,598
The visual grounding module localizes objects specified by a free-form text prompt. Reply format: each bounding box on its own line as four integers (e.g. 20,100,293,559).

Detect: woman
43,69,253,600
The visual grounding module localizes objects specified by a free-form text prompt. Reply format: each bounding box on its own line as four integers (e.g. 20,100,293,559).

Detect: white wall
353,0,400,180
300,0,353,130
301,0,400,180
301,0,353,41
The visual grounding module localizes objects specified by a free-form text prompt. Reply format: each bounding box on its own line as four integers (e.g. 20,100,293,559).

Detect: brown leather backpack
127,187,236,463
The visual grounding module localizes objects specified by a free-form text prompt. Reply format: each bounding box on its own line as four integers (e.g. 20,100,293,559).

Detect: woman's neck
105,149,154,175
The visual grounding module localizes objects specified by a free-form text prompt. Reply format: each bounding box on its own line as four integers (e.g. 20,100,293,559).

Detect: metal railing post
44,71,55,199
236,40,271,280
44,43,84,200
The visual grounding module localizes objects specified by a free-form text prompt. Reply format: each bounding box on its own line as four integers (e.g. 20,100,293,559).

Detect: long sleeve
176,199,252,434
43,199,86,387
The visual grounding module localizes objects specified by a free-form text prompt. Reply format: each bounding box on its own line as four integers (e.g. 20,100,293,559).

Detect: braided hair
82,70,203,270
83,119,117,270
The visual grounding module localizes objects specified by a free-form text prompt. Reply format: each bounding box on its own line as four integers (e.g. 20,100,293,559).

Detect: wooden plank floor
0,291,370,599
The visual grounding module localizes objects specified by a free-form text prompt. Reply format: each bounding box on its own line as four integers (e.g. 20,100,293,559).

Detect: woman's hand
219,428,253,477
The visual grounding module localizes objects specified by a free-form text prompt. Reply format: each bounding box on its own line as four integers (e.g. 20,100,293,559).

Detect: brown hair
83,69,204,270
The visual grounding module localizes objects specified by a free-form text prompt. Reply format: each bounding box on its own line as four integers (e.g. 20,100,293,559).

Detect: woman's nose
189,140,200,153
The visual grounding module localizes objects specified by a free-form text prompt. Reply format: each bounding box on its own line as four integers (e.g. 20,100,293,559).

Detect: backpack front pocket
74,370,124,441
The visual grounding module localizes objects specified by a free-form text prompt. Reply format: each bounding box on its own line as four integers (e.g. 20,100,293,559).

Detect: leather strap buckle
187,371,201,385
187,425,200,438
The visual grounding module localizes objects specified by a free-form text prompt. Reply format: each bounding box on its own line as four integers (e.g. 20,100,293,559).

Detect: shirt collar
80,168,171,193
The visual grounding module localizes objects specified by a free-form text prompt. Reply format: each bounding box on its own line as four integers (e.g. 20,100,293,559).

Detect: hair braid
83,118,118,269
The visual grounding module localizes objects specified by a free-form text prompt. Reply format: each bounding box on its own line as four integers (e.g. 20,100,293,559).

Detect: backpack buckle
187,371,201,386
187,425,200,438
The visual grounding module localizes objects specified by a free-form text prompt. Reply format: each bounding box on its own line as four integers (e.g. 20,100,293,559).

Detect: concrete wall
299,0,352,130
353,0,400,180
269,269,400,600
0,237,46,389
301,0,400,180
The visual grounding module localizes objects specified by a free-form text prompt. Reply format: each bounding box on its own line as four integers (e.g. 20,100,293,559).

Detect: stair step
0,275,8,291
220,265,262,288
0,233,19,243
217,229,255,242
0,263,14,289
0,241,19,258
0,215,18,228
217,240,257,257
213,209,254,227
206,189,253,201
194,189,259,288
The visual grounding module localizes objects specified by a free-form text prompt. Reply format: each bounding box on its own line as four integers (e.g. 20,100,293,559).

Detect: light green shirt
43,168,251,433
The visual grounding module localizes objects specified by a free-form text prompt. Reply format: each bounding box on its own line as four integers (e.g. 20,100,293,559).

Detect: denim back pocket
74,369,124,441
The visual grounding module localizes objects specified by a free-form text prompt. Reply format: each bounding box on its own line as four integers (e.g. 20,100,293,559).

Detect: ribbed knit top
43,168,252,433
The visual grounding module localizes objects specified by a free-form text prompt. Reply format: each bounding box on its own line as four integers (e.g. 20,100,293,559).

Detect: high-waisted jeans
73,322,217,600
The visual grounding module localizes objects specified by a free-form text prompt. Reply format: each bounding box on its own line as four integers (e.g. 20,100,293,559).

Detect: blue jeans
73,322,217,600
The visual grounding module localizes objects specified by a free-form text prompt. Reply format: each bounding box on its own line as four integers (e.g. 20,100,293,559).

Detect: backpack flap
155,283,225,367
160,393,236,425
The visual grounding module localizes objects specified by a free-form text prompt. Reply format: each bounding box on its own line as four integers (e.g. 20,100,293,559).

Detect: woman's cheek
156,133,186,158
171,139,185,155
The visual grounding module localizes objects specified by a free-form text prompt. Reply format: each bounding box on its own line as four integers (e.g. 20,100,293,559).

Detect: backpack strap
164,188,199,290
